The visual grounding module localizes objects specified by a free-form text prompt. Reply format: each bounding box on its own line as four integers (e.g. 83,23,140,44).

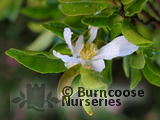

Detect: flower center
80,42,98,60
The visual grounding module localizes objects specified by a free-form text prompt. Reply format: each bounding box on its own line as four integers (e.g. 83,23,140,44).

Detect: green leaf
130,68,141,89
101,60,112,86
59,0,111,2
82,15,122,29
131,54,145,69
95,5,119,17
123,56,130,78
5,48,67,73
143,60,160,87
110,23,122,40
125,0,147,16
41,22,83,40
57,64,81,99
64,16,87,29
80,67,107,89
61,2,111,16
26,31,55,51
135,22,153,40
50,42,71,55
122,19,152,47
146,60,160,77
121,0,135,5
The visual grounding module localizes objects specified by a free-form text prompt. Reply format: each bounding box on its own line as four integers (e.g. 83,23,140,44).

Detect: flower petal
91,59,105,72
92,38,120,60
93,36,138,60
73,35,84,57
87,26,98,43
53,50,79,68
63,27,74,53
116,36,139,56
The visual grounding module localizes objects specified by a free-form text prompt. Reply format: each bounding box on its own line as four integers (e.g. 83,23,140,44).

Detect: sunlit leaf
122,19,152,47
131,54,145,69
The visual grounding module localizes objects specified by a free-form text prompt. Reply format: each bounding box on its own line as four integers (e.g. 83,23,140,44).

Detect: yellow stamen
80,42,98,60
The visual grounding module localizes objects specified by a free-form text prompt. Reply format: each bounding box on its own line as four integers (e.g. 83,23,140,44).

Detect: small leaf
19,101,25,108
131,54,145,69
130,68,142,89
20,91,25,99
101,60,112,86
11,97,21,103
125,0,147,16
60,2,111,16
143,60,160,87
122,19,152,47
82,15,122,29
123,56,130,78
41,22,83,40
50,42,71,55
5,48,67,73
57,64,81,99
63,16,87,29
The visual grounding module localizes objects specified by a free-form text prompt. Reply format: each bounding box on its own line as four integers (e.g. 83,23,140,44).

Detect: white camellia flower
53,26,138,72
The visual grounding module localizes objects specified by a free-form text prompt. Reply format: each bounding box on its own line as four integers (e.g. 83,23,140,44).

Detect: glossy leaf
57,64,81,99
41,22,83,40
82,15,122,29
131,54,145,69
5,48,67,73
61,2,111,16
122,19,152,47
143,60,160,87
125,0,147,16
130,68,142,89
123,56,130,78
